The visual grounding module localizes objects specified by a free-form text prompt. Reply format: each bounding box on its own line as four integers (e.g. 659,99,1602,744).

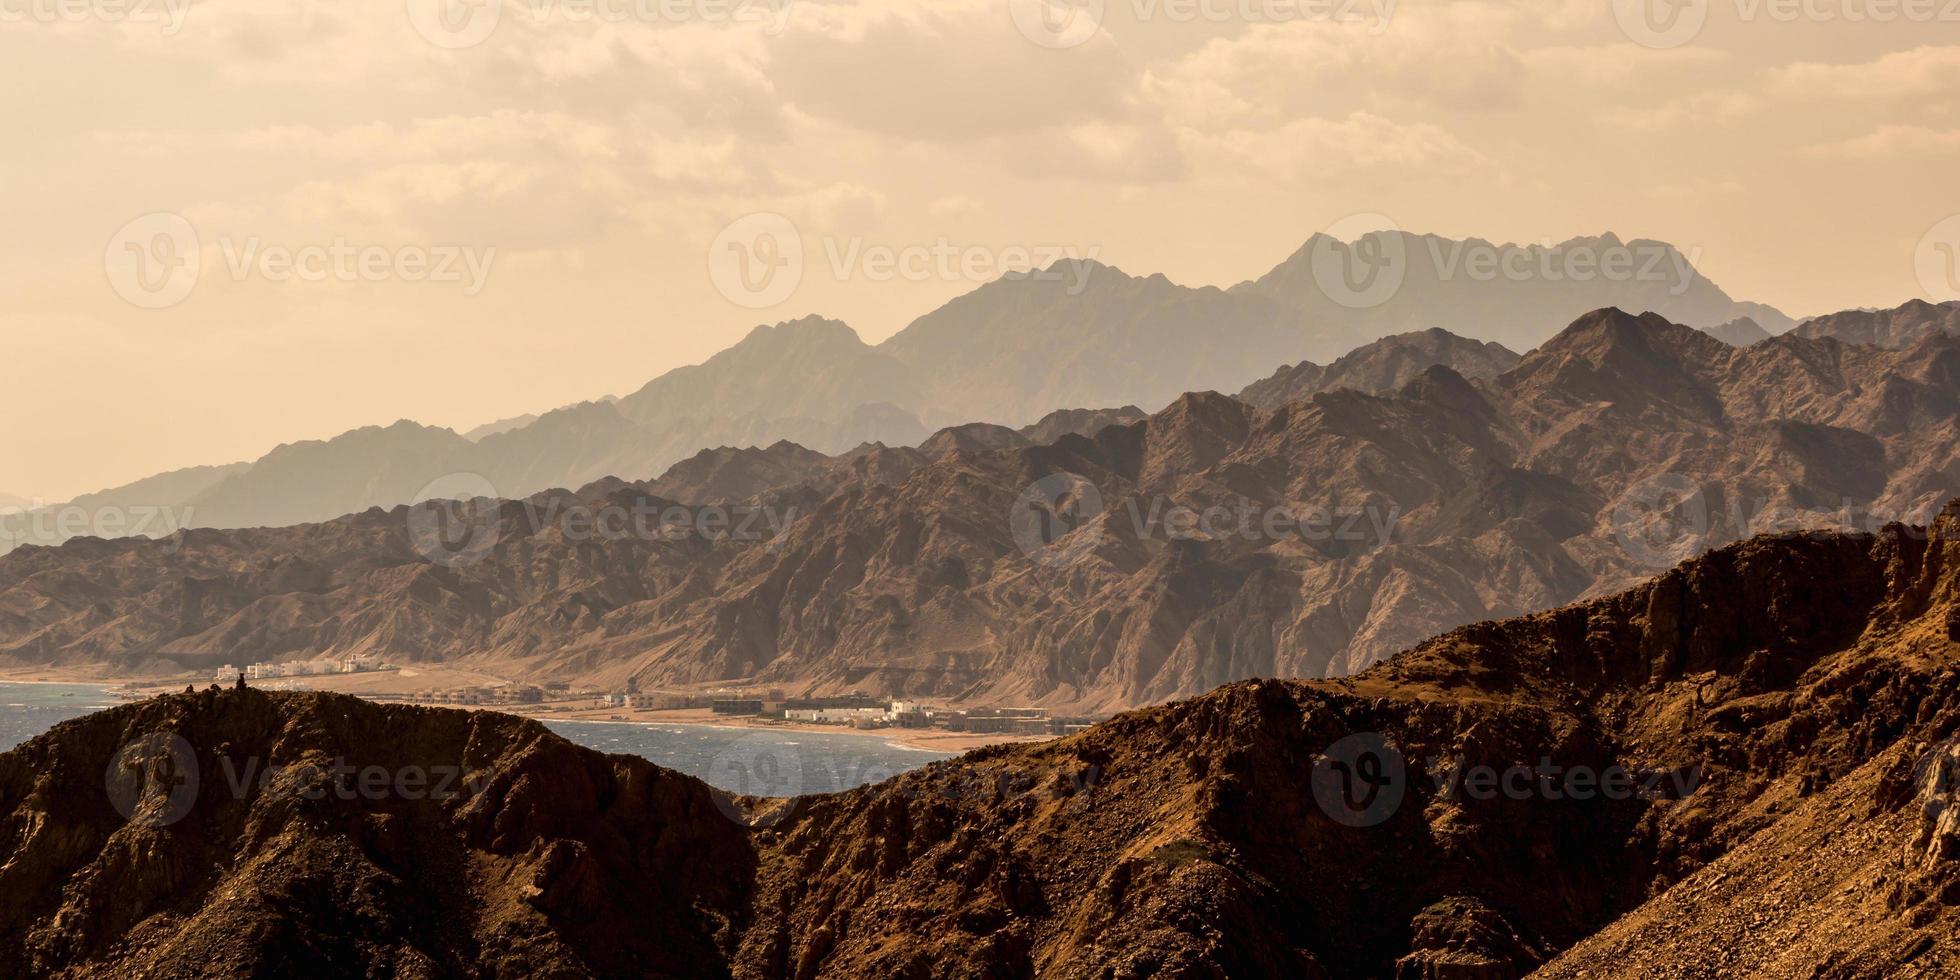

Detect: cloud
1520,44,1727,88
1140,12,1534,128
1768,46,1960,103
765,0,1136,139
1179,111,1503,185
1806,125,1960,159
927,194,985,218
1603,92,1759,132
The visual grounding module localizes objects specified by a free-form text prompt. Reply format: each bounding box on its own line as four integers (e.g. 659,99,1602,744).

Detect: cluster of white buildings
782,700,926,727
215,655,385,683
592,693,665,709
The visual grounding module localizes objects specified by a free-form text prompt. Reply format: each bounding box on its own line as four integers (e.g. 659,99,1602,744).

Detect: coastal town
396,687,1103,738
172,660,1102,750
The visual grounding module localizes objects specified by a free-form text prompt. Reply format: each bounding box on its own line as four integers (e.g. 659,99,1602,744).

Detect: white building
786,707,891,725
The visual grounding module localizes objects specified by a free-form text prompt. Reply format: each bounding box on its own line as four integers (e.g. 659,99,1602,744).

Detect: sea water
0,684,947,796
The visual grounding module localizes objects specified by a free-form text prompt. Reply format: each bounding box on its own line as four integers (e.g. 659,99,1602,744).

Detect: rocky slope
1,309,1956,711
1237,327,1521,409
6,515,1959,977
1793,299,1960,348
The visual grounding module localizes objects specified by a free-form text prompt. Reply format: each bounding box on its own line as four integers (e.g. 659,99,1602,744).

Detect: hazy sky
3,0,1957,501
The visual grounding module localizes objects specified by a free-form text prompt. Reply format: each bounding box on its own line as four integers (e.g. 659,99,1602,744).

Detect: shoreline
0,667,1053,755
433,701,1050,755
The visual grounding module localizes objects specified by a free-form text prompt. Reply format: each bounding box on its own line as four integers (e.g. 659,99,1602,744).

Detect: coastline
440,701,1049,755
0,666,1051,755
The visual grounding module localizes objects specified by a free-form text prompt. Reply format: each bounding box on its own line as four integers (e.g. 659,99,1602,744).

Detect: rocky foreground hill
6,513,1960,977
1,308,1955,711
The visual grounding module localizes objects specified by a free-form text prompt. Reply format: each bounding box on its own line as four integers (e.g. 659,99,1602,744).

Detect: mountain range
3,305,1953,712
2,233,1791,556
7,511,1957,976
1793,298,1960,348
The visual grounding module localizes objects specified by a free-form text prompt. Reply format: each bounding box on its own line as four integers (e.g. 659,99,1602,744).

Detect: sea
0,683,947,796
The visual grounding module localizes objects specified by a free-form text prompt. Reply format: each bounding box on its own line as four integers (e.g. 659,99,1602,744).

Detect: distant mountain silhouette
9,232,1799,554
1698,315,1774,346
1232,232,1794,352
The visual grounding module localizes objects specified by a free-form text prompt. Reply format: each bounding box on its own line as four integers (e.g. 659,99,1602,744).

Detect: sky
2,0,1957,501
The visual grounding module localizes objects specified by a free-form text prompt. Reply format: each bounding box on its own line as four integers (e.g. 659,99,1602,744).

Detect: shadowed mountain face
1237,327,1522,409
1,310,1954,713
6,516,1959,977
1793,299,1960,348
11,234,1788,557
1699,316,1774,347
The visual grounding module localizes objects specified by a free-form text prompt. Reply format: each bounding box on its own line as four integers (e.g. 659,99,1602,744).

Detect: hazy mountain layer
1,310,1953,714
22,233,1789,555
1793,298,1960,348
1233,232,1792,353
